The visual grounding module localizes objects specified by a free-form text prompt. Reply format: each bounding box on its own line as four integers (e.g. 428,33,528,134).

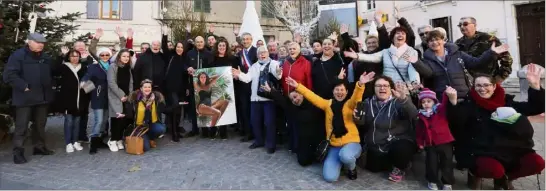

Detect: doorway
516,2,545,67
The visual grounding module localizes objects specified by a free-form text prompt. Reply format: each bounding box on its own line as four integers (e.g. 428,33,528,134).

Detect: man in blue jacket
3,33,55,164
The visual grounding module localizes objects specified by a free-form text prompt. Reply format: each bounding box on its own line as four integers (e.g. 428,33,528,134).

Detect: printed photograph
193,66,237,128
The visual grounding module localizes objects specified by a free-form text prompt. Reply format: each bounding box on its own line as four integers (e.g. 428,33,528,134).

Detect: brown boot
467,172,482,190
150,140,157,148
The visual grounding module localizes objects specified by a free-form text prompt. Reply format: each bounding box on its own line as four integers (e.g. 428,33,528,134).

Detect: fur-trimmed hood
129,90,165,103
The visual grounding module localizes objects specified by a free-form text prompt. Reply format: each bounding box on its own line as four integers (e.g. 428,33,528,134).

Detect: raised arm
89,28,103,58
357,51,383,63
295,83,329,111
462,42,509,69
126,28,134,49
511,64,545,116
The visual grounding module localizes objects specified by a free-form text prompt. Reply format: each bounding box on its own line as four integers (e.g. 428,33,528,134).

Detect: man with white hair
416,25,433,58
4,33,56,164
133,39,166,91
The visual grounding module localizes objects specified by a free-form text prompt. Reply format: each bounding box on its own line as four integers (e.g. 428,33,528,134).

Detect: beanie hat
418,88,438,103
491,107,521,124
96,47,112,58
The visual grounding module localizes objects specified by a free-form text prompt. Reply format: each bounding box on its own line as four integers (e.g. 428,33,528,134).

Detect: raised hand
286,77,298,88
233,27,239,36
343,48,358,59
115,26,123,37
402,53,418,63
393,5,400,20
358,72,375,85
127,28,134,39
392,82,408,100
374,10,383,25
161,25,169,35
60,46,69,55
490,42,509,54
294,33,302,43
338,68,346,80
445,86,458,105
94,28,104,39
209,24,215,33
526,63,544,90
328,31,338,41
411,81,423,91
276,64,283,77
340,24,349,34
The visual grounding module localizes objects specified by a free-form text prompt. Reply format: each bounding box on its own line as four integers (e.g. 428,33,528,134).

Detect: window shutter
121,0,133,20
204,0,210,13
194,0,201,12
86,0,99,19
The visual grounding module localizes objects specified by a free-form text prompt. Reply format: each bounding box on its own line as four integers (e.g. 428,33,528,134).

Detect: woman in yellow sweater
129,79,166,152
286,71,375,182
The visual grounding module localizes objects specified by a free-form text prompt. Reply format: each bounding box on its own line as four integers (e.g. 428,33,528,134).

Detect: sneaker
73,142,84,151
66,144,74,153
442,184,452,190
388,167,405,182
158,134,165,139
116,141,124,150
107,140,119,152
427,182,439,190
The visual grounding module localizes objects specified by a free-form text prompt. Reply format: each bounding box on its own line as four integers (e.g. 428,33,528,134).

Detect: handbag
81,80,96,93
316,132,334,163
257,62,279,99
125,125,149,155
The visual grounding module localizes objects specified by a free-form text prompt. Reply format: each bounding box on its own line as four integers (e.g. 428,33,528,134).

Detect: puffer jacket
281,55,313,95
355,96,418,153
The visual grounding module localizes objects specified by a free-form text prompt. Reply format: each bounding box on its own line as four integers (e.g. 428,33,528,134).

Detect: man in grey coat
3,33,55,164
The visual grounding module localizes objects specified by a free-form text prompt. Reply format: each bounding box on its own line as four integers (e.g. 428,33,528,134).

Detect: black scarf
117,64,131,95
330,99,348,138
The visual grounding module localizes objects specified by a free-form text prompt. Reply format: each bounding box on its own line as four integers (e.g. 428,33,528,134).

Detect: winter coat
54,62,88,115
355,96,418,153
185,48,214,70
281,55,313,96
448,87,545,168
129,90,166,126
455,31,513,80
82,63,109,110
3,46,55,107
311,53,344,99
417,43,497,99
415,93,455,147
133,49,166,91
107,63,133,118
164,53,188,95
296,82,365,147
356,46,422,84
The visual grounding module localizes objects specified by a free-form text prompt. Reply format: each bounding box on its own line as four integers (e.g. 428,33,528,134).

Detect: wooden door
516,2,545,67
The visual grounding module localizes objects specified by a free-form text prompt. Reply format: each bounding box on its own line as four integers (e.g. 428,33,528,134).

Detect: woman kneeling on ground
129,79,167,152
286,72,375,182
448,64,545,190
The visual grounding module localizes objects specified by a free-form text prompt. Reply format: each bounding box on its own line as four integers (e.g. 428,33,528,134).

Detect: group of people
3,11,545,190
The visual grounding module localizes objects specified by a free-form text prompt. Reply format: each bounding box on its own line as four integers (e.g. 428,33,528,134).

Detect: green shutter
203,0,210,13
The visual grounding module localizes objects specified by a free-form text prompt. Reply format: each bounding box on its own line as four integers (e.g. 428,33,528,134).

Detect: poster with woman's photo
193,66,237,128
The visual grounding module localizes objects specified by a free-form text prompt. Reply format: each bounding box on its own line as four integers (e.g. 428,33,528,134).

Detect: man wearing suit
236,32,257,142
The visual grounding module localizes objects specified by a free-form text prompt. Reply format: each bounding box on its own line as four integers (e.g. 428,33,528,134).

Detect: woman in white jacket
232,46,282,154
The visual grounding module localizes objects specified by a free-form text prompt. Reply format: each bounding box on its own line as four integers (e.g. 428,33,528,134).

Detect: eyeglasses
457,22,472,27
374,84,390,88
419,31,429,37
475,83,493,88
99,54,109,57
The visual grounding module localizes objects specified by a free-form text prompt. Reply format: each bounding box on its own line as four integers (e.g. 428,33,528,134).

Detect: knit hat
96,47,112,58
418,88,438,103
491,107,521,124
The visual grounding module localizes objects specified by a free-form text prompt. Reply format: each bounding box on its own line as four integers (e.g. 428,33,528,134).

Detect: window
430,16,453,42
261,0,275,18
100,0,121,19
194,0,211,13
367,0,376,10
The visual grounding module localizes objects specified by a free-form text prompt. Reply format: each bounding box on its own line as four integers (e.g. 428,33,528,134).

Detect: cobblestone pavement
1,105,544,190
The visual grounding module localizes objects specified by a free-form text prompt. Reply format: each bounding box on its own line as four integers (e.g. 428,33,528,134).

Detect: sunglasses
419,31,429,37
457,22,472,27
99,54,110,57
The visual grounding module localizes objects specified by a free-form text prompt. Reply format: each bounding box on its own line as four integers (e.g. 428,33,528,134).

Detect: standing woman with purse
81,47,112,154
107,49,133,152
286,71,375,183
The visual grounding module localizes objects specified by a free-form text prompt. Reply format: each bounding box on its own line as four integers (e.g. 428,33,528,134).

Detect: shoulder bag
316,132,334,162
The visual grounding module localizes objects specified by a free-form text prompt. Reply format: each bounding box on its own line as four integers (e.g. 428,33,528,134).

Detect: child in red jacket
416,87,457,190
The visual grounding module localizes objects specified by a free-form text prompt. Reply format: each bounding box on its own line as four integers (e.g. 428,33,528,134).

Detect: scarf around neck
138,92,156,109
98,60,110,71
469,84,506,111
419,104,439,118
258,57,271,65
330,99,348,138
388,44,409,62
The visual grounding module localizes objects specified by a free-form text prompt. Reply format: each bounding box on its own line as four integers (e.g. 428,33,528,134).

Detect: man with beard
235,32,257,142
133,40,166,92
185,36,214,137
455,17,513,82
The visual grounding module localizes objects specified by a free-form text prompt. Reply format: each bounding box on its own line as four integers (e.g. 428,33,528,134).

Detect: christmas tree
0,0,86,114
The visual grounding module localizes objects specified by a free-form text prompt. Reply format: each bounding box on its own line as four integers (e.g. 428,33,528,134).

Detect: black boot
13,147,27,164
171,120,180,142
347,169,358,180
494,175,514,190
33,147,54,155
201,127,209,138
89,137,98,155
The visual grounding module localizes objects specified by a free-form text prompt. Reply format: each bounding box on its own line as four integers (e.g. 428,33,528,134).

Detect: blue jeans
250,101,276,149
143,123,166,151
64,114,81,145
323,143,362,182
90,109,107,138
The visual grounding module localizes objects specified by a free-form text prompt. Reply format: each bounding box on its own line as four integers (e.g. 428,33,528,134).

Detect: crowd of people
3,11,545,190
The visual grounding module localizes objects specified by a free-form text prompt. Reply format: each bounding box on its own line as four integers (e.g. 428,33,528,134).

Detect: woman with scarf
81,47,112,154
210,38,237,139
286,71,375,182
232,46,282,154
129,79,167,152
162,32,189,142
448,64,545,190
353,75,419,182
54,49,87,153
107,49,133,152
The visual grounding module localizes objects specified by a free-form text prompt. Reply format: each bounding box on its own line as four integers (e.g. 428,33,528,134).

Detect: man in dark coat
133,40,166,92
235,32,257,142
3,33,55,164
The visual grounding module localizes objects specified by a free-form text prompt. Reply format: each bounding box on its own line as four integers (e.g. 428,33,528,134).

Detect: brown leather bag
125,126,149,155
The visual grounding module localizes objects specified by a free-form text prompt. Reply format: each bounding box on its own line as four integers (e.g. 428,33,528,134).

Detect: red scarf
469,84,506,111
